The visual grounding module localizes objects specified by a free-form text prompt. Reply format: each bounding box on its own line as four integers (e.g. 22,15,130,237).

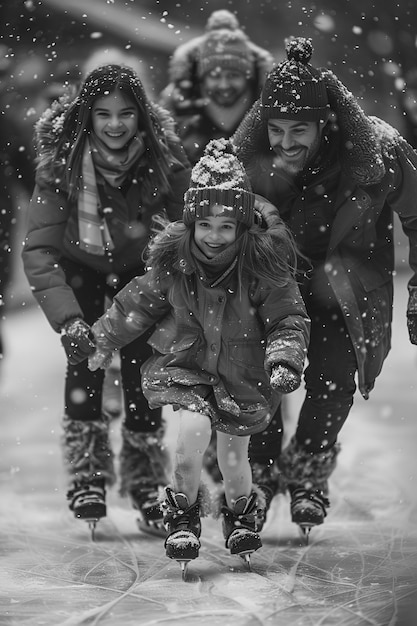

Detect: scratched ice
0,273,416,626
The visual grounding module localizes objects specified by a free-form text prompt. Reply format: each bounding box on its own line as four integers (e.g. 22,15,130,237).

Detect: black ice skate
278,436,340,543
129,485,165,537
161,487,204,580
220,490,264,569
67,476,106,540
289,487,330,542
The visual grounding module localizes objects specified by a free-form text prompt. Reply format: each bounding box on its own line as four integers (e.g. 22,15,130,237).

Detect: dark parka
91,255,310,436
233,75,417,399
22,100,191,332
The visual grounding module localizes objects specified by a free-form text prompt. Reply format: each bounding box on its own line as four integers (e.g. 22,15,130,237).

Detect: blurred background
0,0,416,313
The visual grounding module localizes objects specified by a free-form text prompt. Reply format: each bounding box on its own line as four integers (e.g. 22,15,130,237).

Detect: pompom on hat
183,138,255,228
196,10,255,79
260,37,330,122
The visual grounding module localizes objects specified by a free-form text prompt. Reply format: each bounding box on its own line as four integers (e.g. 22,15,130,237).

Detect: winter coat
92,259,309,436
21,102,191,332
233,98,417,399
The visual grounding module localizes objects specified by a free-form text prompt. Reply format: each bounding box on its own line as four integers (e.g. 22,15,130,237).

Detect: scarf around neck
191,238,241,287
77,134,145,256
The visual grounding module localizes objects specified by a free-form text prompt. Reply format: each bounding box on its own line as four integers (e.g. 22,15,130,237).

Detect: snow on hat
260,37,330,122
183,138,255,228
196,10,255,79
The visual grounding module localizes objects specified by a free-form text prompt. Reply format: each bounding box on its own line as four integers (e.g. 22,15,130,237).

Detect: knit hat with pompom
183,138,255,227
196,10,255,79
260,37,329,121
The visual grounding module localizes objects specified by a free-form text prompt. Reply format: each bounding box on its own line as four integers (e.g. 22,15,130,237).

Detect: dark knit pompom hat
261,37,329,122
183,138,255,228
196,10,255,79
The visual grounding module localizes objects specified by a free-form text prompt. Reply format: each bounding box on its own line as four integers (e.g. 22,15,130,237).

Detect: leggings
62,258,161,432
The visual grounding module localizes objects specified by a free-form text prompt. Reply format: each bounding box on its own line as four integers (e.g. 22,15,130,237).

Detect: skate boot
219,488,265,569
289,486,330,540
62,415,115,540
119,426,170,537
160,486,209,580
279,436,340,543
67,475,106,540
251,462,281,531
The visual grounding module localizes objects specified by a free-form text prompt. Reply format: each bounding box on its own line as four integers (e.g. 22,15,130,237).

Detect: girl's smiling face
194,204,238,258
92,90,139,150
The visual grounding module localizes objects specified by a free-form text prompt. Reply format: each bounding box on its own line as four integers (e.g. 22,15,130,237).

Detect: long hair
145,213,299,307
51,64,174,201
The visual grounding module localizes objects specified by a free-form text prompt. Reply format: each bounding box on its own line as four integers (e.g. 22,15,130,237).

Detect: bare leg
172,409,212,504
217,432,251,507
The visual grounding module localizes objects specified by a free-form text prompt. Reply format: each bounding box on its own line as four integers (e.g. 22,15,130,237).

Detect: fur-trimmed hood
233,70,404,187
33,93,185,184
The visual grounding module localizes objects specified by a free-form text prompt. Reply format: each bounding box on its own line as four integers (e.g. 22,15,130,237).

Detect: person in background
159,9,274,165
86,138,309,575
232,36,417,539
21,64,191,536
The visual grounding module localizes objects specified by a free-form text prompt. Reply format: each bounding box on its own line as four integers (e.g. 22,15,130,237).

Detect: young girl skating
86,139,310,575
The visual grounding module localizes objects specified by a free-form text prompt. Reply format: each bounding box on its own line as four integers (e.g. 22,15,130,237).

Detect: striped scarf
78,135,144,256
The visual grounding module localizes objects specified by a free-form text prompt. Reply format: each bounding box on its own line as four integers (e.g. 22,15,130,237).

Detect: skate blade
86,518,99,541
178,559,191,581
238,551,254,570
298,523,313,544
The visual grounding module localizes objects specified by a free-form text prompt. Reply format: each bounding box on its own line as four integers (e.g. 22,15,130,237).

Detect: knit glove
60,318,96,365
88,348,114,372
270,364,301,394
407,288,417,345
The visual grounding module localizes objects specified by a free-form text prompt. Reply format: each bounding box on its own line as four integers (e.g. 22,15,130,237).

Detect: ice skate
290,486,330,543
279,436,340,543
67,476,106,540
161,487,204,580
119,426,170,537
61,415,116,540
129,485,165,536
220,489,264,569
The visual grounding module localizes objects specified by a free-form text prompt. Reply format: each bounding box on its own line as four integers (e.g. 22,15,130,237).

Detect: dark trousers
62,258,161,432
250,266,357,460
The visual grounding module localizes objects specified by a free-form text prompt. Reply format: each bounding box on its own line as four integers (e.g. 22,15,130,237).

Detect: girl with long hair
22,64,191,537
85,139,309,575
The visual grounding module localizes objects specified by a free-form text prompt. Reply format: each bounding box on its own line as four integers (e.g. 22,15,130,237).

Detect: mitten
407,288,417,345
60,318,96,365
270,364,301,394
88,349,114,372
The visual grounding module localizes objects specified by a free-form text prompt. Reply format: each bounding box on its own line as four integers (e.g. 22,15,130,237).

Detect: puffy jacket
92,261,310,436
234,100,417,398
22,103,191,332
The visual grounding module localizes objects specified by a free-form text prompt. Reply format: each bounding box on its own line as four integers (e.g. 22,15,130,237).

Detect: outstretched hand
88,349,114,371
60,318,96,365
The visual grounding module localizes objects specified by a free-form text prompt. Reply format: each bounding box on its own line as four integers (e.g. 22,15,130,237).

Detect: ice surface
0,272,416,625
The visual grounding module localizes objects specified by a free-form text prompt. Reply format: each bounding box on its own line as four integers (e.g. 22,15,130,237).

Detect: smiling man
159,10,274,165
233,36,417,538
